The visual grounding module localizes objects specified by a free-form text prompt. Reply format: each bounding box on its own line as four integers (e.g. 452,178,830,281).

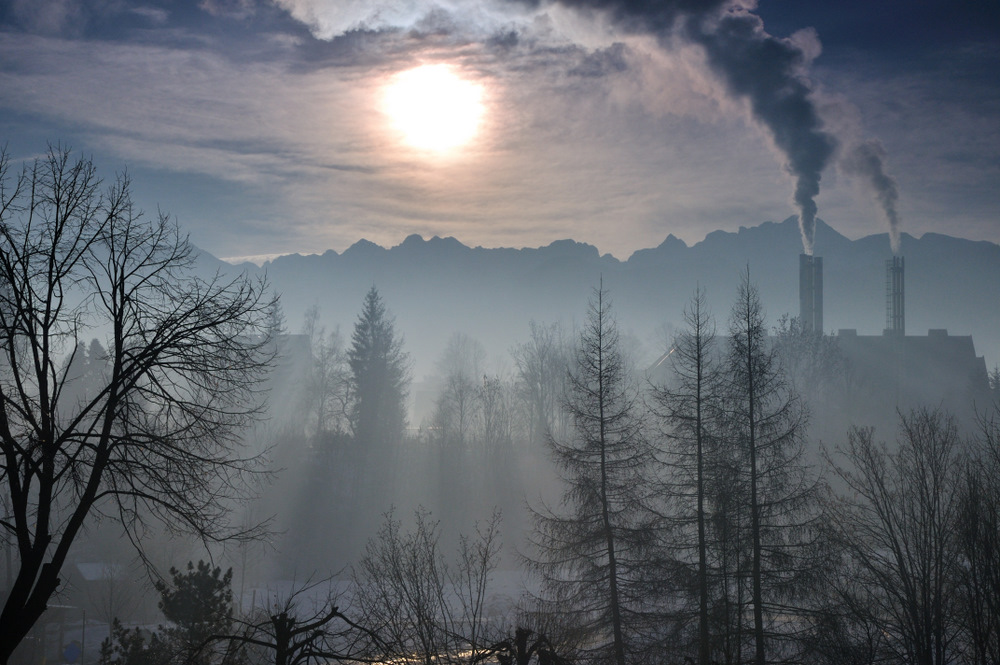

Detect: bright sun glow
384,64,484,153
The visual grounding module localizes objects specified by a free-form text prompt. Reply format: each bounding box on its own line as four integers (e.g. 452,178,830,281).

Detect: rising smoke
841,139,902,254
550,0,837,254
686,12,835,255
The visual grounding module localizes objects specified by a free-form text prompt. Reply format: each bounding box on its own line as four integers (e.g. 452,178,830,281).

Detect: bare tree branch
0,145,276,663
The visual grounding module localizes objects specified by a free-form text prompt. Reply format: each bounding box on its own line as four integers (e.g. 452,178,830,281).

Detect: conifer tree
347,286,409,450
723,269,823,665
528,284,658,665
651,287,721,665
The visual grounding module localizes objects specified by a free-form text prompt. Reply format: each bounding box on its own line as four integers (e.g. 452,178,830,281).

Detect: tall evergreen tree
528,285,658,665
723,269,823,665
651,287,722,665
347,286,409,450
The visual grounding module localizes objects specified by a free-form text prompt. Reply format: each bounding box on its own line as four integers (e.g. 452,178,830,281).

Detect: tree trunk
696,326,710,665
597,289,627,665
745,297,765,665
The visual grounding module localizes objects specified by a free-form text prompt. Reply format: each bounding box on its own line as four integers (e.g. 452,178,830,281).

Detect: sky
0,0,997,263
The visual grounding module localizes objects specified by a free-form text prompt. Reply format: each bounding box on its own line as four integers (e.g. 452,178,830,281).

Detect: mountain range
206,217,1000,380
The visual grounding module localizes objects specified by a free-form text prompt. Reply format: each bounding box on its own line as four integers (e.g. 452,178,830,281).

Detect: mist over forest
4,147,1000,665
201,215,999,573
3,0,998,655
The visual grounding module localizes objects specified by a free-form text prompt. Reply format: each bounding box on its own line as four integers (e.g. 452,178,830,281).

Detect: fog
7,215,1000,665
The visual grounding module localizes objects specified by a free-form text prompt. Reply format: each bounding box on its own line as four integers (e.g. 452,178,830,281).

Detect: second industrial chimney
799,254,823,334
884,256,905,336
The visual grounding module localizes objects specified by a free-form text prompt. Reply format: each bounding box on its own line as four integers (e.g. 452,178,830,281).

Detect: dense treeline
0,155,992,664
267,272,1000,665
17,268,999,665
528,279,1000,665
6,148,997,665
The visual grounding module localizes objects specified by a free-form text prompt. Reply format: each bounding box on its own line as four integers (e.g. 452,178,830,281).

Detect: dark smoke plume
841,139,902,254
686,11,836,255
550,0,837,254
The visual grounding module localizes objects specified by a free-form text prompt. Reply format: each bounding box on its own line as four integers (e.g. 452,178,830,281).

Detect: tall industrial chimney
799,254,823,334
884,256,905,336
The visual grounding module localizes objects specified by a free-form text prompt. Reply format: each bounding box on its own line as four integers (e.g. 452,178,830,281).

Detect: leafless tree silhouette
0,145,275,662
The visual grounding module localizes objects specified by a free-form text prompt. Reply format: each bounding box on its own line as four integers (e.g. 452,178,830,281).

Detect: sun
384,64,485,153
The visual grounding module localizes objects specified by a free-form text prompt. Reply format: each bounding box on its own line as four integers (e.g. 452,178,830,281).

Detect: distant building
647,325,991,438
835,328,990,428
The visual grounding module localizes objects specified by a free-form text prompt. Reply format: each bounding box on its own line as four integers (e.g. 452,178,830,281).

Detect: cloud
199,0,256,20
818,43,1000,247
568,41,628,77
271,0,524,40
272,0,410,37
7,0,987,261
129,6,169,25
5,0,87,35
0,5,798,258
533,1,836,254
271,0,843,255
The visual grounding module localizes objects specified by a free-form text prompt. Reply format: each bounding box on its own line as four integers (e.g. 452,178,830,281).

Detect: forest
2,150,1000,665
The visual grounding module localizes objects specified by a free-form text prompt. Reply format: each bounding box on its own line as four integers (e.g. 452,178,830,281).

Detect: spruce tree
347,286,409,450
723,269,823,664
528,284,658,665
651,287,722,665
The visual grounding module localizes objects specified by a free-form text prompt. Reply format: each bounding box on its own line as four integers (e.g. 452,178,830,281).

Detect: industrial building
802,253,991,430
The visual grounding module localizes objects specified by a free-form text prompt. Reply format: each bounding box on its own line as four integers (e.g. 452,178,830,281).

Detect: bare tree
431,334,486,523
433,333,487,449
956,407,1000,665
217,577,385,665
827,408,967,665
301,307,350,440
477,373,518,463
352,508,503,665
527,284,659,665
771,313,844,401
988,366,1000,403
0,146,275,662
86,559,142,627
474,626,575,665
476,372,522,529
512,321,570,447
